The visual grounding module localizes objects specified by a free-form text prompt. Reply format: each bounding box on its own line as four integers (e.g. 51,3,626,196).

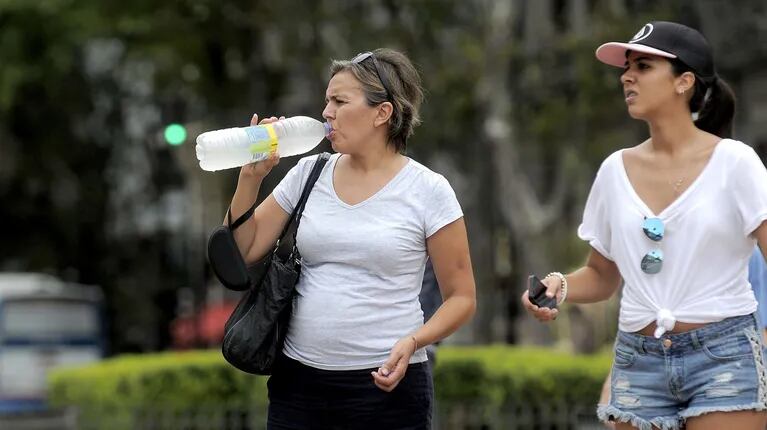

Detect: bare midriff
637,321,709,336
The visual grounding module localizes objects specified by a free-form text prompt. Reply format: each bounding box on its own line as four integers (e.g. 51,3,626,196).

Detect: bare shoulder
688,132,736,165
699,131,723,152
622,139,652,164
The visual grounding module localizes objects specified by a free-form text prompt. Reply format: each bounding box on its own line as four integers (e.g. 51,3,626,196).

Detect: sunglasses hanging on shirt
641,217,665,274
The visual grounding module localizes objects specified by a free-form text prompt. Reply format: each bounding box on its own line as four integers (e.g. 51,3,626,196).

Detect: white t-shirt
578,139,767,337
272,153,463,370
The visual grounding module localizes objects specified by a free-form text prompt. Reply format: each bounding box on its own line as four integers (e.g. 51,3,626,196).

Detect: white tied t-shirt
272,153,463,370
578,139,767,337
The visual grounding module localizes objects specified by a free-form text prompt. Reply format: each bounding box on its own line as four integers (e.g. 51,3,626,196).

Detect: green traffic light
164,123,187,145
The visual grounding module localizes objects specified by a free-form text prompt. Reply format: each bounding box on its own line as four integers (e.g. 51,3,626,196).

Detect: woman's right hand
521,276,560,322
238,114,282,180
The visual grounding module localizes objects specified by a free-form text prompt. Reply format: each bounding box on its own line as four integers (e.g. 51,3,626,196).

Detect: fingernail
380,368,389,376
546,293,553,297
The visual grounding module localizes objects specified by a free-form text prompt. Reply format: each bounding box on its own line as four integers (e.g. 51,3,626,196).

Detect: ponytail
671,59,736,138
693,78,736,138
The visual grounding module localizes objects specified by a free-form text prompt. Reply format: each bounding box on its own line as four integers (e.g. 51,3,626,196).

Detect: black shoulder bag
207,152,329,374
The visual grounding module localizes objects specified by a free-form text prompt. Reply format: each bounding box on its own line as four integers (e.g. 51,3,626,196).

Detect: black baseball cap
596,21,716,84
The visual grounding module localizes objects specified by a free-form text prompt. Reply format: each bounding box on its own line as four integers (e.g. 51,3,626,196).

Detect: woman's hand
371,336,418,392
521,276,561,322
238,114,282,180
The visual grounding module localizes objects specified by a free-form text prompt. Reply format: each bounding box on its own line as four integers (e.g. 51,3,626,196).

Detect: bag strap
277,152,330,247
227,201,258,230
227,153,328,233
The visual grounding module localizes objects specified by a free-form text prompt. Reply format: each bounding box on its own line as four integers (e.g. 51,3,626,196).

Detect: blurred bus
0,273,105,414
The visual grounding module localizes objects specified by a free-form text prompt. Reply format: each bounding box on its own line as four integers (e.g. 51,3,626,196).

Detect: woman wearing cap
522,21,767,429
228,48,476,429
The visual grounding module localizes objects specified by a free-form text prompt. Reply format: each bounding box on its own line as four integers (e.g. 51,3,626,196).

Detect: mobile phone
528,275,557,309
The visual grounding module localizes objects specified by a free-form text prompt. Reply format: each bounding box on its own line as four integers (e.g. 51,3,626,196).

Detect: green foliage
434,345,611,407
49,350,268,428
49,345,611,427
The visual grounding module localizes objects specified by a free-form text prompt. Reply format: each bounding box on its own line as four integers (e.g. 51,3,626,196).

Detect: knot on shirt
654,308,676,338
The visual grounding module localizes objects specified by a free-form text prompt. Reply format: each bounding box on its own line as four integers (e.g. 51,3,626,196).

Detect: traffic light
163,123,187,146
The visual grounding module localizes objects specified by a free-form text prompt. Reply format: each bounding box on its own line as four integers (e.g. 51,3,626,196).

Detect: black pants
266,355,433,430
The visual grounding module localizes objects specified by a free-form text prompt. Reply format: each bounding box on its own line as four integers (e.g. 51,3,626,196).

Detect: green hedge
433,345,612,406
48,350,269,427
49,345,611,427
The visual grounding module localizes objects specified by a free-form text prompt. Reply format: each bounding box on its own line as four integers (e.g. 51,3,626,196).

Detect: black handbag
207,203,260,292
209,153,329,374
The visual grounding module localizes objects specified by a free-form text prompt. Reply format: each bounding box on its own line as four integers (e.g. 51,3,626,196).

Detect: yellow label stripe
265,124,278,153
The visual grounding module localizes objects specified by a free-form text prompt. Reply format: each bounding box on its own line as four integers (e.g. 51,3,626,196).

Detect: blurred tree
1,0,766,353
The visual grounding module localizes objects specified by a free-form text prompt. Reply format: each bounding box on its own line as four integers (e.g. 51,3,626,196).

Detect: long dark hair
670,59,736,138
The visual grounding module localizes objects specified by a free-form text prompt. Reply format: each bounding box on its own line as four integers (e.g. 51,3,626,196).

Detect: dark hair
329,48,424,153
670,58,736,138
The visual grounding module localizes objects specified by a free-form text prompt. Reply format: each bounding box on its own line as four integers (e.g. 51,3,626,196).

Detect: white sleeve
731,146,767,236
577,166,613,260
272,155,319,215
424,175,464,237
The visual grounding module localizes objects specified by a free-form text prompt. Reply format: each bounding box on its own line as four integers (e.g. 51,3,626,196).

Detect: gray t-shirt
273,153,463,370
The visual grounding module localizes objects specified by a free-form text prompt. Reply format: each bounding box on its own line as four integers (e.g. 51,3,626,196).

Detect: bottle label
246,124,279,155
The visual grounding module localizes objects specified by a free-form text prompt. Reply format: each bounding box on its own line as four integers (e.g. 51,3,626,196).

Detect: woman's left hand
371,336,417,392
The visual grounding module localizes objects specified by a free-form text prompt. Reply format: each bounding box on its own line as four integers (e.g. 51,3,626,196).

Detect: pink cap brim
595,42,677,67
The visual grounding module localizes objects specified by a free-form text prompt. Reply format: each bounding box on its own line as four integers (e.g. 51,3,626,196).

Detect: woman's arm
372,218,476,391
240,195,291,264
521,248,622,322
415,218,477,347
226,115,291,264
755,220,767,260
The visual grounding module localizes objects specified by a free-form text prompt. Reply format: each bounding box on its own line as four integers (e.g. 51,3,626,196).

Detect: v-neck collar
616,139,727,218
329,154,412,209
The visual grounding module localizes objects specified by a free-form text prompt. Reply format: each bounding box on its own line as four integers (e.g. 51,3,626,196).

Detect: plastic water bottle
195,116,330,171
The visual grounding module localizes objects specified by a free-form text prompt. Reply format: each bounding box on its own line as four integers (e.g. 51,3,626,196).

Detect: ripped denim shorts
598,313,767,430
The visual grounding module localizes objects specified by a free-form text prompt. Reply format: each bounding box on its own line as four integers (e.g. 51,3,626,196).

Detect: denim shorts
598,313,767,430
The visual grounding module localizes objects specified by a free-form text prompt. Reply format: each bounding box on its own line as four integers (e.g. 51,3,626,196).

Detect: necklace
668,177,685,195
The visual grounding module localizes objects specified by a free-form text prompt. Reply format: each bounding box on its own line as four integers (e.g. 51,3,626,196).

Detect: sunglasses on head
641,217,664,274
351,51,393,102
